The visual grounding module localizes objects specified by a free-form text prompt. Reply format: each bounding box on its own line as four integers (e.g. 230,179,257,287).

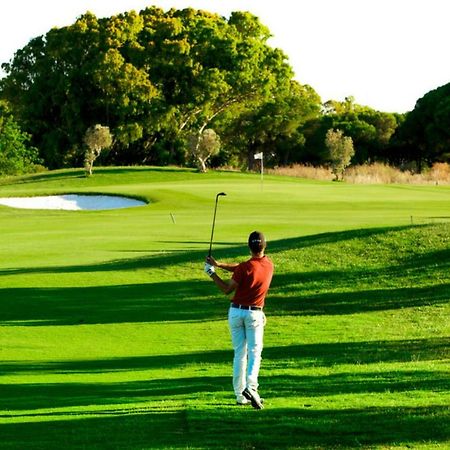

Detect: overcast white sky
1,0,449,113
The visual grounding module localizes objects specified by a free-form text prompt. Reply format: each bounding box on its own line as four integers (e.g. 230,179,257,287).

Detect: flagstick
254,152,264,191
260,153,264,191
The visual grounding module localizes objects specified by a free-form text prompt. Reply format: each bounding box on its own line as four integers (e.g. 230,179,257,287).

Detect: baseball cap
248,231,266,252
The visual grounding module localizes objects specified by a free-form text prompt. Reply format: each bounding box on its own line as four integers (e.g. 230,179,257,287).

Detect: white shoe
242,387,264,409
236,395,250,405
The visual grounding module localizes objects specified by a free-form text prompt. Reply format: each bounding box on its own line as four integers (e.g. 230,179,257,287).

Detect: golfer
204,231,274,409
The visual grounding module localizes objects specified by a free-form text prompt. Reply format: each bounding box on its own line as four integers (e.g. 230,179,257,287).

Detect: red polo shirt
231,256,274,308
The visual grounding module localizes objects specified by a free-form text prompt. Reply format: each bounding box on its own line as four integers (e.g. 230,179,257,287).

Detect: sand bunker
0,194,147,211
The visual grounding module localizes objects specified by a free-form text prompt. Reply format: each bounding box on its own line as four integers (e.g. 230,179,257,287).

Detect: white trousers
228,306,265,398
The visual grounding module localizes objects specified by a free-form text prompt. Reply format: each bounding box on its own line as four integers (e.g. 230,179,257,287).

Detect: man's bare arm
216,262,239,272
207,256,239,273
210,273,238,295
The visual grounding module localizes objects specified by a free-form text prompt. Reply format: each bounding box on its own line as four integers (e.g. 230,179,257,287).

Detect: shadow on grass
0,281,224,326
0,167,194,187
0,225,422,276
0,224,448,326
0,396,448,449
0,409,188,450
1,356,449,447
1,366,448,411
262,370,450,397
93,167,197,176
3,337,449,378
0,376,230,411
1,278,448,326
264,337,450,367
0,169,85,185
268,278,450,315
186,404,450,449
2,336,448,447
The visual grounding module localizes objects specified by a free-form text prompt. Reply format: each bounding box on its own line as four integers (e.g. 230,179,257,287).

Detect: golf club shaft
208,192,226,257
208,198,219,257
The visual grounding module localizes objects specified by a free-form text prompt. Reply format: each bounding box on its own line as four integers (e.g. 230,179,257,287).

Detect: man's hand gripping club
204,255,238,295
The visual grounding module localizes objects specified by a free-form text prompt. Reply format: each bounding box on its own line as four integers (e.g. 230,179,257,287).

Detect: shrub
269,163,450,185
188,128,221,173
428,162,450,184
268,164,333,181
0,109,42,176
84,125,113,176
345,163,413,184
325,128,355,181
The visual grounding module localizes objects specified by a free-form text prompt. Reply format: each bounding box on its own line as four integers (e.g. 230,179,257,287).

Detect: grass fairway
0,167,449,449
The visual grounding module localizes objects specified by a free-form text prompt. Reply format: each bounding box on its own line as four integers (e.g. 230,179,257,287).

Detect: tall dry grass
267,165,333,181
268,162,450,184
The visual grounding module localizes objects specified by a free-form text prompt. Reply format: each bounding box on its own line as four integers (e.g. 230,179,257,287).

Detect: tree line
0,7,448,176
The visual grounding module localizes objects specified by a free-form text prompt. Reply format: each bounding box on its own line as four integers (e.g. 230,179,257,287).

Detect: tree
83,124,113,176
0,13,106,168
0,101,41,176
393,82,450,171
140,8,295,164
302,98,400,167
0,11,156,168
188,128,221,172
222,81,321,168
0,7,295,169
325,128,354,180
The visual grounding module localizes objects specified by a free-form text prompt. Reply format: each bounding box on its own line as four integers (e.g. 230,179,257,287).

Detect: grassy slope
0,167,449,449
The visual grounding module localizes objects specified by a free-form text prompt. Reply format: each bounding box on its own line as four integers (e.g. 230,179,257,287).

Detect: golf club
208,192,227,257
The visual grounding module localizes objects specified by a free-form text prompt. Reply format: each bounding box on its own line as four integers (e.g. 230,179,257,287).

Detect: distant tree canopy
0,6,448,173
224,81,322,168
0,7,303,170
392,82,450,170
300,97,402,166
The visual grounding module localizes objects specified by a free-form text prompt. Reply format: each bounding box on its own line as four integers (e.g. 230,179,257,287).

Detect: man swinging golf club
204,231,274,409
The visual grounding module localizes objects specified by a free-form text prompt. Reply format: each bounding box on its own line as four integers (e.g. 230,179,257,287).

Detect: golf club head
217,192,227,198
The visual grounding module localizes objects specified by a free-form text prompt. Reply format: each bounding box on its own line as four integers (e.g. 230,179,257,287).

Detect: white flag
254,152,263,160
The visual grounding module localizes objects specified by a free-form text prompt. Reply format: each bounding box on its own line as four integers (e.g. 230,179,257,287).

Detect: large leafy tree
1,7,294,170
138,8,295,168
393,82,450,170
1,13,103,168
1,11,158,168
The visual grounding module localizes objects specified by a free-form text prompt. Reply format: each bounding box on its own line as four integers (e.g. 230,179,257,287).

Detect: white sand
0,194,147,210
